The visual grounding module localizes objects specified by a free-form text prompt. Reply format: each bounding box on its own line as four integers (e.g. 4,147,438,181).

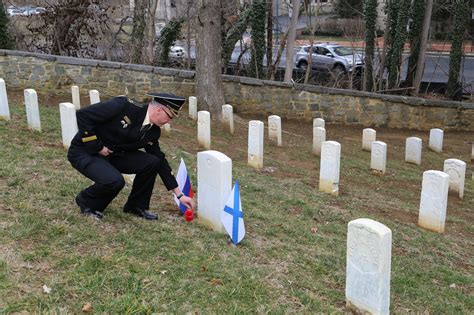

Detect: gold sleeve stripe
82,135,98,142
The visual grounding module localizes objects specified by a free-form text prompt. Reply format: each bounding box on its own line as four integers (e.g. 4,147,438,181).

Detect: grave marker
371,141,387,175
346,218,392,315
319,141,341,196
428,128,443,153
443,159,466,199
312,127,326,156
222,104,234,135
405,137,422,165
418,170,449,233
268,115,282,146
71,85,81,110
198,111,211,149
89,90,100,104
248,120,264,169
24,89,41,131
189,96,197,120
362,128,376,151
59,102,77,148
197,150,231,232
0,79,10,120
313,118,325,128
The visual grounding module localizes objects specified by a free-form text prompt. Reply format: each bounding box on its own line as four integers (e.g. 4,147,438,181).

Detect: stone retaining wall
1,49,473,131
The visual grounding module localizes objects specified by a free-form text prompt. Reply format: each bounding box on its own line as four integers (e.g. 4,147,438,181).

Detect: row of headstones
189,96,469,234
0,82,172,147
196,149,391,315
188,95,473,174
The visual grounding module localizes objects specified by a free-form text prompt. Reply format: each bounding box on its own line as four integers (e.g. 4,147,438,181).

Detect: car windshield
333,47,353,56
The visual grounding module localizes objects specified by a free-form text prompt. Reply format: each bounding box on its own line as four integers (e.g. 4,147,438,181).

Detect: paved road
188,45,474,93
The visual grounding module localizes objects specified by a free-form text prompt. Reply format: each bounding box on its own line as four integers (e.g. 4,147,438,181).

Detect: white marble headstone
346,218,391,315
89,89,100,105
248,120,264,169
319,141,341,196
312,127,326,156
313,118,325,129
59,102,78,148
405,137,422,165
428,128,443,153
0,78,10,120
24,89,41,131
222,104,234,135
362,128,376,151
198,111,211,149
371,141,387,174
418,170,449,233
197,150,231,232
162,123,171,137
71,85,81,110
189,96,197,120
268,115,282,146
443,159,466,199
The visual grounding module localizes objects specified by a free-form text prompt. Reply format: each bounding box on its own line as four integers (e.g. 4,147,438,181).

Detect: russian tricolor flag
174,158,194,214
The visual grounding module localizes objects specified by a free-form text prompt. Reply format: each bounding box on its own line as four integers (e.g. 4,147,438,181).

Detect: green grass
0,99,473,313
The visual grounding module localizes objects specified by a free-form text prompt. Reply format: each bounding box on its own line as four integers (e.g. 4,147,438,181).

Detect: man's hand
99,146,113,156
179,195,195,210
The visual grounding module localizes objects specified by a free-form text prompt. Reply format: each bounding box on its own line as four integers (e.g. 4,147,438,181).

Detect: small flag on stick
174,158,194,214
221,181,245,244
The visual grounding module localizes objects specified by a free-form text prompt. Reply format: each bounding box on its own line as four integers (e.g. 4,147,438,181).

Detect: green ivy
406,0,425,87
387,0,410,88
222,5,252,69
0,2,14,49
131,1,147,64
363,0,377,91
248,0,266,79
384,0,399,75
447,0,470,99
155,19,183,67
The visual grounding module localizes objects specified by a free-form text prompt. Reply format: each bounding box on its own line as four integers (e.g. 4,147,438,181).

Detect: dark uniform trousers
68,96,178,213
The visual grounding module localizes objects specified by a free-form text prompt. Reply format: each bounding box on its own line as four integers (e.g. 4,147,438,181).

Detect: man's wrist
176,192,184,199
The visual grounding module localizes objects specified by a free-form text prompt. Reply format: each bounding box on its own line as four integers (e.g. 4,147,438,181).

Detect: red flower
184,209,194,222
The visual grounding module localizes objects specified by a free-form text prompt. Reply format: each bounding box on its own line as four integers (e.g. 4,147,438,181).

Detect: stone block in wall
154,67,178,76
122,64,154,73
32,65,45,75
98,60,122,69
80,67,92,75
56,56,98,67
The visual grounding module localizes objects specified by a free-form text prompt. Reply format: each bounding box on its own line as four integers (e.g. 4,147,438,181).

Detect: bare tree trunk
196,0,225,116
284,0,300,83
413,0,433,96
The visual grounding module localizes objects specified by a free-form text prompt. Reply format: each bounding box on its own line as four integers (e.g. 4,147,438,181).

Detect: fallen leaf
210,278,223,285
82,302,93,313
449,283,456,288
310,227,318,234
160,270,168,275
200,265,206,272
42,285,51,294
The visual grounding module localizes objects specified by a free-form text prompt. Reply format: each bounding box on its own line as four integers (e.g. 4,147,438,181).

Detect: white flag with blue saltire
221,181,245,244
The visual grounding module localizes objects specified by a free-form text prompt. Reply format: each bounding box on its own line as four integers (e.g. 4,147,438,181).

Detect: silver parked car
295,43,364,74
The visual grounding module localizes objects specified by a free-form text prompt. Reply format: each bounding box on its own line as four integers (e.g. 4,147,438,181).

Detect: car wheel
298,61,308,71
333,64,345,77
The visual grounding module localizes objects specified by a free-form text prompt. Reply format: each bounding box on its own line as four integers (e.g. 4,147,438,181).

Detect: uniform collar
142,108,153,127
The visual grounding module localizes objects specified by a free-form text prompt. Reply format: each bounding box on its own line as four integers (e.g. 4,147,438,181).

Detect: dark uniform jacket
68,96,178,191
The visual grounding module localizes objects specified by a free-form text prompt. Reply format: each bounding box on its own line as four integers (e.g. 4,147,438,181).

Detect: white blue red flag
174,158,194,214
221,181,245,245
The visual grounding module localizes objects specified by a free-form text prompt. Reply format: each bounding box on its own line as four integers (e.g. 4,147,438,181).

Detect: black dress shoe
124,206,158,220
75,194,104,220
